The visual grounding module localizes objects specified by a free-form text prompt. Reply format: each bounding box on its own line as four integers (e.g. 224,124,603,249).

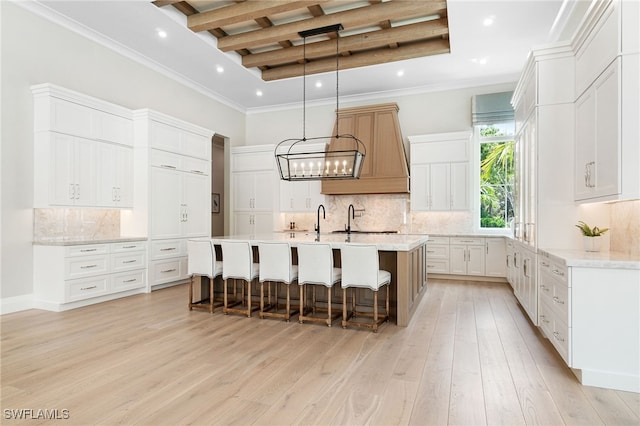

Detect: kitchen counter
210,232,430,326
33,236,147,246
539,248,640,270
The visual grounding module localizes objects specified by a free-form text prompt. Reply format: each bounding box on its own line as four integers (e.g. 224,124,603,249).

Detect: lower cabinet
509,240,537,324
149,238,190,287
426,236,506,279
450,237,486,276
233,212,273,235
33,240,147,310
425,236,450,274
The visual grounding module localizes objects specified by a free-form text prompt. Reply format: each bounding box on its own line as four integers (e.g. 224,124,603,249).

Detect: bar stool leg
189,275,194,310
209,278,214,314
246,280,252,317
327,287,332,327
223,279,229,314
373,290,379,332
260,281,265,319
299,285,305,324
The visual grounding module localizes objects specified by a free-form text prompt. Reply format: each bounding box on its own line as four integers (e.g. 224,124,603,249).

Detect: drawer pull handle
122,245,137,249
123,260,137,264
190,170,204,174
80,248,97,252
552,268,565,277
161,268,177,273
427,250,435,253
553,331,565,342
160,164,177,169
81,264,98,269
160,248,176,251
552,296,565,305
427,265,435,268
123,278,137,283
540,284,549,292
541,261,549,267
540,315,550,324
80,285,97,290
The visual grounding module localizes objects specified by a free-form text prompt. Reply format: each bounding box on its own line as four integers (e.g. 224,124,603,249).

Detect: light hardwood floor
1,279,638,425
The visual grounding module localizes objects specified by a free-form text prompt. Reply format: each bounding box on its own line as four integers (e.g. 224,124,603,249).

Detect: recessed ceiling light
483,16,495,26
216,65,224,73
397,70,405,77
256,90,263,97
315,81,322,88
156,29,167,38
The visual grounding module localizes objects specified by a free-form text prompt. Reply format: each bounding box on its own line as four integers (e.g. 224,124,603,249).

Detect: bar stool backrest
297,243,337,287
221,241,255,281
258,242,297,284
187,239,221,278
341,244,383,290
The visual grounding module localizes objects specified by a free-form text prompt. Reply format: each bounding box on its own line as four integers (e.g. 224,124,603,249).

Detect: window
478,123,515,229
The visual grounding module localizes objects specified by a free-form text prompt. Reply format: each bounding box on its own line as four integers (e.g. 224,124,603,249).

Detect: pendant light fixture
275,24,366,181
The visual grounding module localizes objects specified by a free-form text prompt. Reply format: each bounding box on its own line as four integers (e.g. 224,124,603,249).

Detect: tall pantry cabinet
510,42,576,324
123,109,213,289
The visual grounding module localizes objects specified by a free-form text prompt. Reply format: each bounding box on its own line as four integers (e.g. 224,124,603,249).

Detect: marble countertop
210,232,429,251
33,236,147,246
539,248,640,270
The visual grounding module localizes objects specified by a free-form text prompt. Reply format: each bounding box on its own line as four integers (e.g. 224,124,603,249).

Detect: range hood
321,103,410,195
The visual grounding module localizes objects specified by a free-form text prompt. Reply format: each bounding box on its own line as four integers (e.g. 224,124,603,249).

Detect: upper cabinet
572,0,640,202
409,131,470,212
321,103,410,195
32,84,134,208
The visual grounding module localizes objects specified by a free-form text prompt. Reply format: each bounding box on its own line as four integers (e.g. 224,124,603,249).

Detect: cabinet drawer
151,259,183,285
112,270,146,292
111,252,146,273
65,254,109,279
427,259,450,274
65,244,109,257
427,236,450,245
111,241,147,253
151,239,186,260
182,157,209,175
151,149,181,170
539,257,568,286
66,275,109,302
450,237,484,245
426,244,449,259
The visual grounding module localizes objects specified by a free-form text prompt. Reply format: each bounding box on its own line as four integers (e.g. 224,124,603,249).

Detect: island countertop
210,232,429,251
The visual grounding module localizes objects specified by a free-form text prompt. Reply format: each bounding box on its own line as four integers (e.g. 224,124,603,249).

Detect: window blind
471,91,514,125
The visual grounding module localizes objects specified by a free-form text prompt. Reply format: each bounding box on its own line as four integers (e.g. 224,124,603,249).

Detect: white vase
583,236,602,252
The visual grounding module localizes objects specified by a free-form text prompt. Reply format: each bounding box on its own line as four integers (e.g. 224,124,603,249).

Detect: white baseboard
0,294,35,315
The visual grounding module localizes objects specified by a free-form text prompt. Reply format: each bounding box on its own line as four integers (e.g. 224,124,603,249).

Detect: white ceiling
33,0,566,113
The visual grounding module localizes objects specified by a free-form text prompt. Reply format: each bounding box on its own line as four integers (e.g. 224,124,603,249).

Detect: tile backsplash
34,208,120,241
610,199,640,255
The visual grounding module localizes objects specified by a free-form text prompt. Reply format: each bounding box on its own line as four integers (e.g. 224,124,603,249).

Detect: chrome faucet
346,204,355,234
315,204,325,235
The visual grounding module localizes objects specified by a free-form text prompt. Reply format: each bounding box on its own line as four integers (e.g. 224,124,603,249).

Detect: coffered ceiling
29,0,567,111
153,0,451,81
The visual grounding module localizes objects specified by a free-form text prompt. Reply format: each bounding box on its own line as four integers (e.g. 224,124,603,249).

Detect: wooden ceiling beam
261,38,450,81
217,1,447,52
242,19,449,68
188,1,330,33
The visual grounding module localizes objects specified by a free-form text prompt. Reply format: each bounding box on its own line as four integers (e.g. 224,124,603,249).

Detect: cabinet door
74,137,97,206
150,121,181,153
429,163,450,210
449,245,467,274
307,181,325,212
485,238,506,277
182,131,210,160
280,181,308,212
450,162,469,210
114,146,133,207
467,245,486,276
593,60,620,198
410,164,430,211
253,212,274,234
182,173,210,238
575,89,596,200
253,171,274,210
234,212,254,235
51,98,92,138
151,167,182,239
95,142,118,207
49,133,76,205
233,172,254,210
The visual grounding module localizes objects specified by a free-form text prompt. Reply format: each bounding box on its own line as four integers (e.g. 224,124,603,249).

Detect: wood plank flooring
1,279,638,425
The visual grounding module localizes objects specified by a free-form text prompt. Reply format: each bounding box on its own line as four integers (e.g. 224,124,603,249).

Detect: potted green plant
575,221,609,252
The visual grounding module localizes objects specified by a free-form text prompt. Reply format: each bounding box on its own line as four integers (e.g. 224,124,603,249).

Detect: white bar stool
221,241,260,317
187,239,223,313
297,243,341,327
340,244,391,332
258,242,299,321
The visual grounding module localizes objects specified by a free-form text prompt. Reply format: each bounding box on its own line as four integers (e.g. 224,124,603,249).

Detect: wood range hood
322,103,410,195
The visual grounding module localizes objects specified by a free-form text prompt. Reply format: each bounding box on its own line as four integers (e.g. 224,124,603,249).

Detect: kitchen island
210,233,429,326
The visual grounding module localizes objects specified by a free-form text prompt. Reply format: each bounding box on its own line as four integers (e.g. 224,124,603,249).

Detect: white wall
245,82,517,154
0,2,245,302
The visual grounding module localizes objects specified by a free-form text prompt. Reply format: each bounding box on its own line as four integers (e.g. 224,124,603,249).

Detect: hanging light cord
302,35,307,141
335,30,339,137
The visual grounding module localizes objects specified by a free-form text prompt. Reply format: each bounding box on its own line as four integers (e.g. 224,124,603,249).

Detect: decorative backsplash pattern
610,199,640,255
34,208,120,241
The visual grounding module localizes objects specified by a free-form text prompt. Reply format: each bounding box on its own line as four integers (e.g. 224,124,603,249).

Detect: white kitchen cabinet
96,142,133,208
511,240,537,324
33,240,147,311
45,133,97,207
409,132,470,212
449,237,485,276
506,239,516,287
425,236,450,274
149,118,210,160
485,237,506,277
280,180,325,212
233,211,273,235
234,171,274,212
410,162,468,211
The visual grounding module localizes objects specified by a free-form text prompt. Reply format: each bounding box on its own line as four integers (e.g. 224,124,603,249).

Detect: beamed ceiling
152,0,450,81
